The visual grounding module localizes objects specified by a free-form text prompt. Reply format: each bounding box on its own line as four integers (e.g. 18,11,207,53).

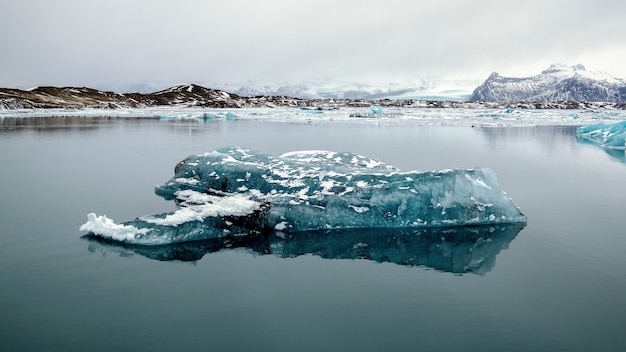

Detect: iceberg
83,223,525,275
576,121,626,163
80,147,526,245
369,105,384,114
576,120,626,150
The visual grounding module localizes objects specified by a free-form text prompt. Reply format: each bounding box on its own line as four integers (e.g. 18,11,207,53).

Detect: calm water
1,116,625,351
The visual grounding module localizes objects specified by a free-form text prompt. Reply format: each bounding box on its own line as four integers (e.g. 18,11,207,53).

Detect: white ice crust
79,213,151,242
140,190,260,226
80,191,261,243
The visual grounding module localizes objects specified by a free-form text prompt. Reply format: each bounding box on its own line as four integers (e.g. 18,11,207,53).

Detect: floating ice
370,105,384,114
4,107,626,127
80,147,526,245
576,120,626,150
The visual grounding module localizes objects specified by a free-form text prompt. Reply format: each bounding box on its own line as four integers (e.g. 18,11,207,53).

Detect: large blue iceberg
80,147,526,245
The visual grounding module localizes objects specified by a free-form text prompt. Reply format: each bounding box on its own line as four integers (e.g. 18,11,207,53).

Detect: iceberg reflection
83,223,524,275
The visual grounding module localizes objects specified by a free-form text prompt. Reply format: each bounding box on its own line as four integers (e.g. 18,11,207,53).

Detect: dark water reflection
479,125,578,151
0,115,158,133
83,223,524,275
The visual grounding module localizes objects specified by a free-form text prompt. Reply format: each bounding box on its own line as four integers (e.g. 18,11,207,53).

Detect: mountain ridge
2,79,626,111
470,64,626,103
0,84,307,109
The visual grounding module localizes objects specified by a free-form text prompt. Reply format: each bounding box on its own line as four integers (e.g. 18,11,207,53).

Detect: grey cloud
1,0,625,90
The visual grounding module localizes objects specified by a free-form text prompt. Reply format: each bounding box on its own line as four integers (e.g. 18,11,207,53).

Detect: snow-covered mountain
135,84,248,107
470,64,626,103
2,82,625,110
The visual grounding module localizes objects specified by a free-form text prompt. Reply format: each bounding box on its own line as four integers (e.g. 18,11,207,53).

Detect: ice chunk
370,105,384,114
576,120,626,150
79,213,151,242
81,147,526,245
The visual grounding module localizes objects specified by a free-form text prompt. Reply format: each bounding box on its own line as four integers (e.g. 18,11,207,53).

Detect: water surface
1,116,625,351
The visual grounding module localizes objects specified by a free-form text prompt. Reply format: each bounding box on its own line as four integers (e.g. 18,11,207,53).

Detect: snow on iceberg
576,120,626,150
80,147,526,245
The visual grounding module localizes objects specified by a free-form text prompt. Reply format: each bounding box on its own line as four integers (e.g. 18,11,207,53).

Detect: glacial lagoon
1,109,625,351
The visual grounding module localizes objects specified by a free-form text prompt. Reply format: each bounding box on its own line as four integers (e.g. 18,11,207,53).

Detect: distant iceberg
576,121,626,150
80,147,526,245
369,105,384,114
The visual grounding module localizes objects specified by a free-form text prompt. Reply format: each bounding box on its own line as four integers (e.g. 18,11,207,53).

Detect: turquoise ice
576,120,626,150
81,147,526,245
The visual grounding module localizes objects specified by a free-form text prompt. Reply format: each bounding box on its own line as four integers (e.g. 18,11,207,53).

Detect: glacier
80,147,526,245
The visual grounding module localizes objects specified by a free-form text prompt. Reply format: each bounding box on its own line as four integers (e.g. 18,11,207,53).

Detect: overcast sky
2,0,625,91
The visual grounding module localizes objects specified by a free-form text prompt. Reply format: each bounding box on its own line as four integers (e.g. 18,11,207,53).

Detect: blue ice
80,147,526,245
370,105,384,114
576,120,626,150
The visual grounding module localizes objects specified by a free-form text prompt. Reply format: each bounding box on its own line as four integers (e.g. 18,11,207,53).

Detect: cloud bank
1,0,625,92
